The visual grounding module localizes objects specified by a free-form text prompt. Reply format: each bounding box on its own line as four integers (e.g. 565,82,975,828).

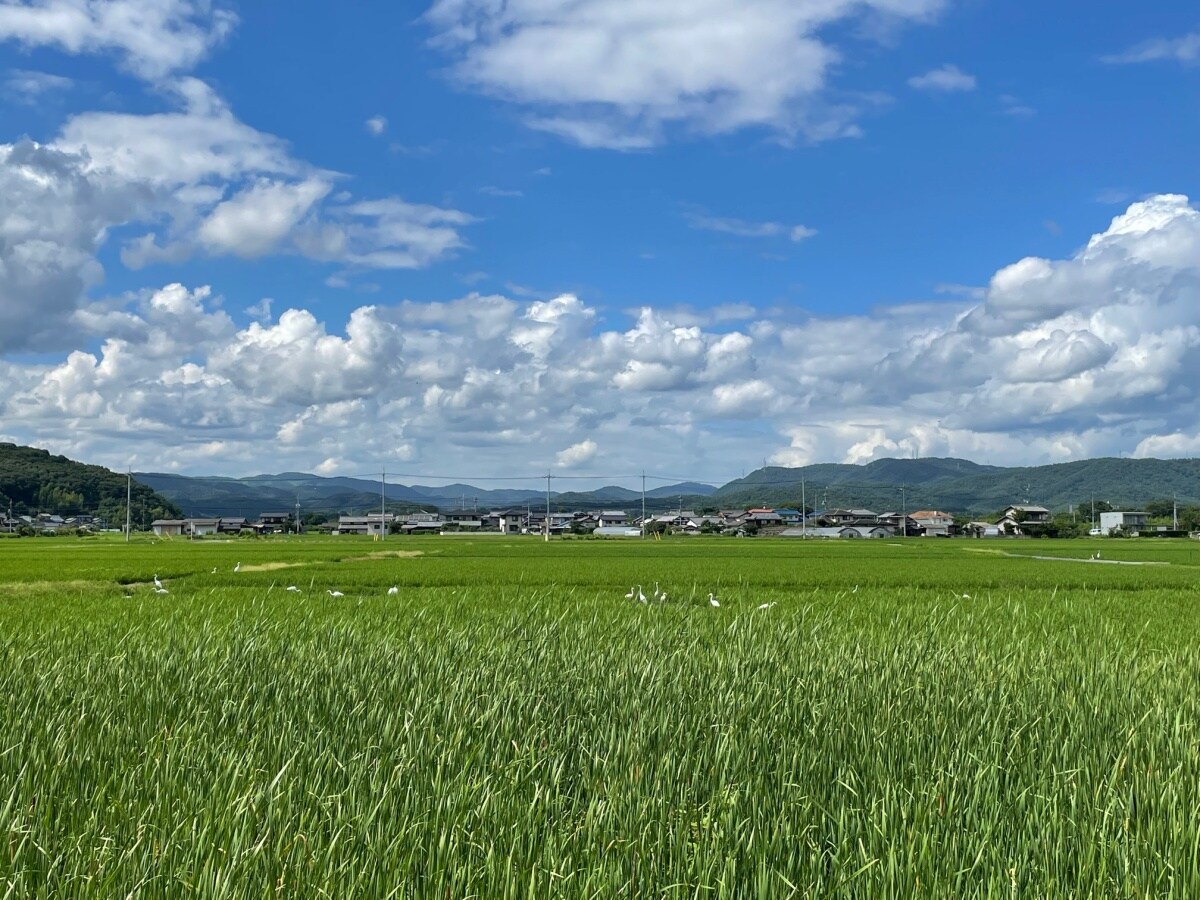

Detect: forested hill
717,456,1200,514
0,443,181,522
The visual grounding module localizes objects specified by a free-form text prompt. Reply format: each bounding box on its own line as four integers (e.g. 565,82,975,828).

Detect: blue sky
0,0,1198,486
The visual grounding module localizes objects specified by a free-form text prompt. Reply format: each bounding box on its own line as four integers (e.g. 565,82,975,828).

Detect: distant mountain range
712,456,1200,515
133,456,1200,518
132,471,718,518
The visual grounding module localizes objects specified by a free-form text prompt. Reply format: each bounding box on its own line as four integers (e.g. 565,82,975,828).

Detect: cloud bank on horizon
0,0,1198,484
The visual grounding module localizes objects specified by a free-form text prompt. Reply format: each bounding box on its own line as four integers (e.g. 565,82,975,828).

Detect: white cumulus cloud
425,0,948,147
0,0,237,81
4,195,1200,481
0,80,476,350
555,439,598,468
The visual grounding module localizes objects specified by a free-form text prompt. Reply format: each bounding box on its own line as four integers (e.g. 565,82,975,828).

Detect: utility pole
1174,494,1179,531
802,478,807,538
125,468,131,543
295,496,301,534
380,469,386,541
641,471,646,540
900,486,906,538
545,472,551,542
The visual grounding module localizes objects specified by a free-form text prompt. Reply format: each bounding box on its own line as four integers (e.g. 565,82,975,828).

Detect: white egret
153,574,163,590
757,602,776,610
233,562,241,573
660,592,668,604
624,586,635,600
211,567,217,575
153,587,169,595
652,582,661,601
637,585,647,603
708,593,720,608
327,589,345,598
387,586,399,595
286,585,301,593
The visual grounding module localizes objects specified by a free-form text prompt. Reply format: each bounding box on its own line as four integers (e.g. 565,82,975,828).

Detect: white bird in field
636,585,647,603
660,592,668,604
327,589,345,598
153,574,163,589
211,567,217,574
757,602,776,610
154,587,169,595
708,593,720,608
851,585,859,593
652,582,661,601
285,585,301,593
624,586,635,600
233,562,241,573
387,585,399,595
961,593,972,599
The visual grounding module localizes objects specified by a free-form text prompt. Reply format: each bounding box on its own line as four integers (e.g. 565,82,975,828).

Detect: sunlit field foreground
2,535,1199,897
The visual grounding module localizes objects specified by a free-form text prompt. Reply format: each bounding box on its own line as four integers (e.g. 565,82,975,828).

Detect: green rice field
1,533,1199,897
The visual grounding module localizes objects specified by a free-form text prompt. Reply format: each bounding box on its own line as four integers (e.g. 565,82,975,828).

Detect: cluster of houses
4,504,1159,539
138,503,1118,539
148,513,289,537
0,513,107,533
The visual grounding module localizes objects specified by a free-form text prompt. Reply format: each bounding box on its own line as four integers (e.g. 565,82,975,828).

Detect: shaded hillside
0,443,181,523
717,457,1200,515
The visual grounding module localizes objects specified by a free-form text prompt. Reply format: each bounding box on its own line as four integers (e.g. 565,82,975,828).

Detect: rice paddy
1,534,1199,897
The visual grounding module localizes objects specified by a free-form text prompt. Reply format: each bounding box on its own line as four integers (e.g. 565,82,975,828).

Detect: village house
965,521,1004,538
746,508,783,528
1099,511,1149,535
816,508,879,526
908,510,955,537
997,505,1051,535
875,512,917,536
784,524,895,539
680,515,725,533
257,512,292,533
495,509,529,534
336,514,394,536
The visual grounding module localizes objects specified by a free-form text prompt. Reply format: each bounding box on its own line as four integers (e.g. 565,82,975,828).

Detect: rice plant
0,535,1198,896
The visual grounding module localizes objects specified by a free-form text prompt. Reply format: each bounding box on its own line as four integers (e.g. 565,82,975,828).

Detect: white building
1099,511,1149,535
336,514,395,536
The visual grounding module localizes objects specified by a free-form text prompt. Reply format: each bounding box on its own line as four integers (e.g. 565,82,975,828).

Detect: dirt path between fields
1003,552,1168,566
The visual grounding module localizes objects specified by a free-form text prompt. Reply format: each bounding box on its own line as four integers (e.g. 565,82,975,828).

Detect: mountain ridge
131,455,1200,518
